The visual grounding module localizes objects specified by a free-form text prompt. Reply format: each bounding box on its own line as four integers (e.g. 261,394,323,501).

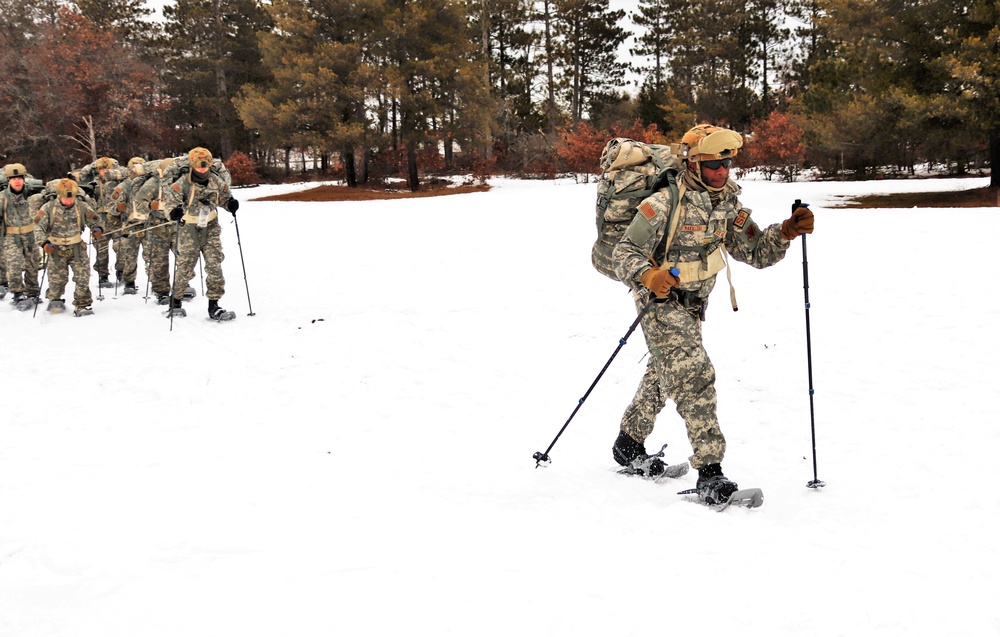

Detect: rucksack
592,138,683,282
160,156,232,188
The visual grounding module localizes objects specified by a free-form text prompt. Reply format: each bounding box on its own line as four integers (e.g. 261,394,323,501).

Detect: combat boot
696,463,739,505
612,431,681,478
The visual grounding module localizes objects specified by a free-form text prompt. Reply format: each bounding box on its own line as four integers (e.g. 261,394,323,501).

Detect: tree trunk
991,128,1000,190
213,0,232,159
407,139,419,191
344,148,358,187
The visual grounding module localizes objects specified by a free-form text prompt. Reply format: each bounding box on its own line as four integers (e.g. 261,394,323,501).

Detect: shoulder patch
734,210,750,229
639,200,656,221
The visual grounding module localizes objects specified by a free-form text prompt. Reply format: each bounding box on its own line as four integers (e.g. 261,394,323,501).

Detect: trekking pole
533,270,677,469
198,254,205,297
795,199,825,489
143,222,153,303
231,213,254,316
33,252,50,318
168,223,181,332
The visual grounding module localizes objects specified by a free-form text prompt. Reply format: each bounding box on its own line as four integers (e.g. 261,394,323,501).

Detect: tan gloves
781,205,814,240
640,267,679,298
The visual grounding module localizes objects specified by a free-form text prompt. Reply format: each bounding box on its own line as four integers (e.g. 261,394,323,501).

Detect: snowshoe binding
182,286,197,300
207,300,236,322
13,293,38,312
163,297,186,318
613,431,689,481
98,275,113,289
123,282,138,295
0,284,7,300
47,299,66,314
156,294,171,306
693,463,739,505
73,305,94,317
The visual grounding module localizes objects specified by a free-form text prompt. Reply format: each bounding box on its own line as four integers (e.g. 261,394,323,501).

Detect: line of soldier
0,147,240,319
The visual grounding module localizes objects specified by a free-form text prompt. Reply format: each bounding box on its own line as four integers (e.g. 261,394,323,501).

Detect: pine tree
160,0,271,159
941,0,1000,187
551,0,628,123
235,0,381,185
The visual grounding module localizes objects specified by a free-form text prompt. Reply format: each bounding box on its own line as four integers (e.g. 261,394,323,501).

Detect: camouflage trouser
172,221,225,302
45,243,93,308
619,295,725,470
146,224,175,297
93,213,123,278
2,234,40,296
116,226,144,285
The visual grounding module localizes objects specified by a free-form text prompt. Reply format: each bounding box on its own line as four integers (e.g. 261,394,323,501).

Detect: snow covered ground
2,175,997,636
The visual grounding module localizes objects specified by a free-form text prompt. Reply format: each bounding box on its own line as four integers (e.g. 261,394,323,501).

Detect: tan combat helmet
188,147,213,169
127,157,147,176
4,163,28,178
56,178,79,199
95,157,116,170
681,124,743,162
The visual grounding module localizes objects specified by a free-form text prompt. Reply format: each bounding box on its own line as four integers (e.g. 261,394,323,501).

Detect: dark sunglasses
701,158,733,170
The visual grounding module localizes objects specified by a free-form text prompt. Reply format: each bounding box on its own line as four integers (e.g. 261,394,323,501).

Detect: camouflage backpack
160,155,232,188
592,138,683,282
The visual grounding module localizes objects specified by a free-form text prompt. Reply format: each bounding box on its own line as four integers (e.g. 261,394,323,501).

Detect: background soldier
1,163,41,310
110,157,149,294
34,179,103,316
610,124,814,504
86,157,126,288
161,147,238,321
133,158,179,304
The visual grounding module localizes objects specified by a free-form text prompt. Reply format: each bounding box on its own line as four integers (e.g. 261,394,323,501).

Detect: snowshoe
182,286,197,300
123,283,138,295
73,305,94,317
207,300,235,321
0,285,7,300
613,432,688,481
618,447,689,481
156,294,171,306
98,275,113,288
14,294,36,312
208,308,236,321
163,297,186,318
47,299,66,314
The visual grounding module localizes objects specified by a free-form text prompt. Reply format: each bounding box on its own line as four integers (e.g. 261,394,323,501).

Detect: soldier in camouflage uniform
610,124,814,503
1,163,41,309
109,157,150,294
161,147,239,320
132,158,179,304
34,179,103,316
81,157,127,287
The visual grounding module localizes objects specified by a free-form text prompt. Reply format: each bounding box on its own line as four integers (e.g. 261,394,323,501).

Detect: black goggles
701,158,733,170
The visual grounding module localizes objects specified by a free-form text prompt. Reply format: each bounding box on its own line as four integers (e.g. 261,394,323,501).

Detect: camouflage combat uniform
133,164,178,301
1,181,40,299
160,167,233,304
612,173,791,470
110,165,152,288
78,160,126,282
34,190,102,309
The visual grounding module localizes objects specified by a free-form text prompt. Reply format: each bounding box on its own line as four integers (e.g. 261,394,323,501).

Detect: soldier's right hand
42,242,55,255
640,267,679,298
169,206,184,222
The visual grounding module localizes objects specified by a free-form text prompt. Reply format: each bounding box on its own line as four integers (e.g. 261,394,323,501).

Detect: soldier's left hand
92,227,103,240
781,206,814,240
226,198,239,215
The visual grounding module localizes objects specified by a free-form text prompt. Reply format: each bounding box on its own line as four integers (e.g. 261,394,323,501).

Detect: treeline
0,0,996,188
